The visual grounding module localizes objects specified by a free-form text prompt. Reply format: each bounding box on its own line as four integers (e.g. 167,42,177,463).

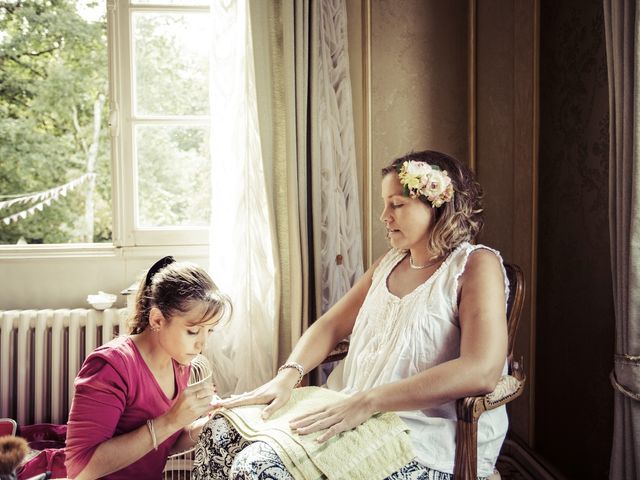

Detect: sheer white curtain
206,0,278,396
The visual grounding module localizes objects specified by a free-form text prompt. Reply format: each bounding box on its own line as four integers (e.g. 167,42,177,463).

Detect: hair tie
144,255,176,288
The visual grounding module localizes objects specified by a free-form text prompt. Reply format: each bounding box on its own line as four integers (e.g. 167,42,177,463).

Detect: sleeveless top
326,242,509,476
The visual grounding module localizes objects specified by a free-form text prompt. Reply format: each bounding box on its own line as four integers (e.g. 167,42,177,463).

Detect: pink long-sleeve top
65,336,190,479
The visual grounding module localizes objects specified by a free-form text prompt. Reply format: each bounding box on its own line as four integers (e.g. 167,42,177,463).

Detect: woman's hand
289,391,377,443
164,381,216,430
211,368,300,419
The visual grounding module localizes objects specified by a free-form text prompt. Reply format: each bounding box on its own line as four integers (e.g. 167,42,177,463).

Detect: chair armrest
453,364,526,480
456,363,526,423
322,339,350,364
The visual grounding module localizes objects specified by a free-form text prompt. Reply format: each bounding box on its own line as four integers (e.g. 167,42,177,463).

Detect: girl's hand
211,368,300,419
289,392,377,443
165,382,216,429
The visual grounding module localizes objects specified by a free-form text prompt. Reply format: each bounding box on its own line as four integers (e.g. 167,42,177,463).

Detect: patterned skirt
191,415,454,480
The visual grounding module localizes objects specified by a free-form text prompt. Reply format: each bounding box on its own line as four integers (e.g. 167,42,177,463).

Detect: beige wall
474,0,538,446
365,0,469,262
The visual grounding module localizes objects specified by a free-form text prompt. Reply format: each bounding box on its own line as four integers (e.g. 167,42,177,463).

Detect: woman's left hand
289,392,377,443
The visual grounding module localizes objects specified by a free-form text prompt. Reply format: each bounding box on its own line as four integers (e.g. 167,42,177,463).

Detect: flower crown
396,160,454,208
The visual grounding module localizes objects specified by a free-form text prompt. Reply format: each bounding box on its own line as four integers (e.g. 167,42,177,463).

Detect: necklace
409,255,441,270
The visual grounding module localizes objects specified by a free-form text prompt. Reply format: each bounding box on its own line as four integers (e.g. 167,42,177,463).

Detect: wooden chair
322,262,526,480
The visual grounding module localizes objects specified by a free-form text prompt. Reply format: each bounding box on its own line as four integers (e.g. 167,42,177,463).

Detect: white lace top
326,242,509,476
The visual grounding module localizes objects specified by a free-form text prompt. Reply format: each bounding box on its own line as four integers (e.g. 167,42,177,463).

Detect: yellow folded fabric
218,386,415,480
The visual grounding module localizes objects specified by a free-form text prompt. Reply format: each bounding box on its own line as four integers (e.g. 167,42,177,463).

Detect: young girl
193,150,509,479
65,256,231,480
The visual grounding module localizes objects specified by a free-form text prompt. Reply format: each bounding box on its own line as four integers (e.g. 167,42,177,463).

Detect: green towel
218,386,415,480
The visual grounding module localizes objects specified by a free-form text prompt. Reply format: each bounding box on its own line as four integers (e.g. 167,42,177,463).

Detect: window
116,0,211,246
0,0,211,247
0,0,111,245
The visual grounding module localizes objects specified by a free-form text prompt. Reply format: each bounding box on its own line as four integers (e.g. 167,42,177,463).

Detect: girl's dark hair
128,256,232,334
381,150,484,257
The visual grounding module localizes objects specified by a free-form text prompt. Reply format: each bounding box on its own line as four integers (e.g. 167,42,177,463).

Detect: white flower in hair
405,160,433,176
397,160,454,208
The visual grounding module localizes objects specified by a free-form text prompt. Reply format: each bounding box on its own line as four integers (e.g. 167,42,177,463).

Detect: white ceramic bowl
88,300,114,310
87,292,117,311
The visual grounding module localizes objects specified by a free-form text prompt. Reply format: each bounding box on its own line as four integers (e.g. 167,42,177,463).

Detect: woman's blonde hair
128,256,232,334
381,150,484,258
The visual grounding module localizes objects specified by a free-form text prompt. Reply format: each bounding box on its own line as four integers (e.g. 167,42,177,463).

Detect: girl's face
155,301,220,365
379,173,435,251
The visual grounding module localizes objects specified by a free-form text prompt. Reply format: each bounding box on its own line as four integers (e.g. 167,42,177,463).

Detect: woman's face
379,173,435,251
155,301,219,365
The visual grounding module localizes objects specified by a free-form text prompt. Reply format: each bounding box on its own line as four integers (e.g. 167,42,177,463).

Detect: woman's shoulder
452,243,509,298
449,242,503,266
443,242,505,286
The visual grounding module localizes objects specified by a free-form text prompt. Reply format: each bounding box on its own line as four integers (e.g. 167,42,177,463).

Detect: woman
195,150,508,479
65,256,231,480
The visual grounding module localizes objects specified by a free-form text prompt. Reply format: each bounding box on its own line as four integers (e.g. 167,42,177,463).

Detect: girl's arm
291,249,508,442
167,416,210,455
72,381,213,480
215,255,384,415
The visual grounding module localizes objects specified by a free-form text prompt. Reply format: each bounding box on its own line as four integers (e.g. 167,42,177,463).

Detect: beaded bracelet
277,361,305,387
146,419,158,451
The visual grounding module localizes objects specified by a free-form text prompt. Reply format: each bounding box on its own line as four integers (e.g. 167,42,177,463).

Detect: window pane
136,125,211,227
0,0,111,245
133,12,210,116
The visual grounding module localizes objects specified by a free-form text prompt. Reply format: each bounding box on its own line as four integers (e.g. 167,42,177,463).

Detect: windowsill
0,243,209,260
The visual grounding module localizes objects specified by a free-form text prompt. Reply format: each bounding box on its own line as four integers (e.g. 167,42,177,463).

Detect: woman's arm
291,249,508,441
216,256,384,415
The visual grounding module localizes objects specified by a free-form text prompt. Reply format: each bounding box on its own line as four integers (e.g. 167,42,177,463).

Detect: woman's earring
151,325,160,333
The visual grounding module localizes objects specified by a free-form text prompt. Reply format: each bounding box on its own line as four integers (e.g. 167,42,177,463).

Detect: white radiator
0,308,128,426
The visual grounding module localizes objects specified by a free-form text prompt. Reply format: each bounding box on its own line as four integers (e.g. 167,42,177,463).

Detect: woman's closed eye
391,203,403,209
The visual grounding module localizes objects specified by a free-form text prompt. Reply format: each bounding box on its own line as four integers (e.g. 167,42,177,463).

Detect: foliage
0,0,111,244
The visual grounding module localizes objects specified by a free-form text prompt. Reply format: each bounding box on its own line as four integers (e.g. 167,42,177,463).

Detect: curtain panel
251,0,363,367
604,0,640,477
207,0,362,393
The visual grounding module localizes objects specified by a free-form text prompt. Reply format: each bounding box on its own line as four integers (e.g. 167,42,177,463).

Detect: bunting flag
1,173,95,225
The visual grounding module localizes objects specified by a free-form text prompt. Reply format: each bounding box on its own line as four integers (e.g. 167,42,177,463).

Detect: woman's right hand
164,381,216,430
212,368,300,419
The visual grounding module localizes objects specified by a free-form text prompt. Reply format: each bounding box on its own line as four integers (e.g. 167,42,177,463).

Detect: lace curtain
313,0,364,317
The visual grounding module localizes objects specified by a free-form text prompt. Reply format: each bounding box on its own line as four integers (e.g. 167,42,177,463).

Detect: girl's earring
151,325,160,333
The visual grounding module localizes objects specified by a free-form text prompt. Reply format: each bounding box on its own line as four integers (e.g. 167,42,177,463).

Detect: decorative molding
468,0,477,172
362,0,373,268
529,0,540,446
